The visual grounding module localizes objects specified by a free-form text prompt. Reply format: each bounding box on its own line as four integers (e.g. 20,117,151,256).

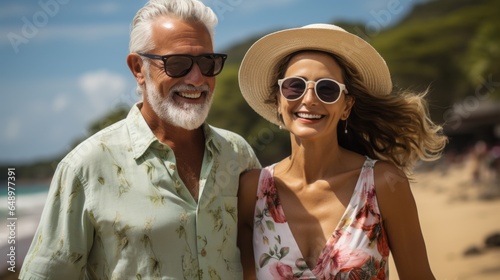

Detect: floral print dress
253,158,389,279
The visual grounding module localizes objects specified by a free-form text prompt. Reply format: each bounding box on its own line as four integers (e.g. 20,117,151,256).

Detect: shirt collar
127,103,158,159
127,102,221,159
203,123,221,155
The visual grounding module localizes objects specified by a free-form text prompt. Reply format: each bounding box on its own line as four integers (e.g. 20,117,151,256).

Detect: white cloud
0,23,129,48
4,118,21,141
52,94,69,112
78,69,128,114
85,2,121,15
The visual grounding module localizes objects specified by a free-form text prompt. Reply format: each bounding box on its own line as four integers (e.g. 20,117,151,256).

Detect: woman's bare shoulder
373,160,409,196
372,160,416,224
238,168,263,204
238,168,262,228
240,168,262,188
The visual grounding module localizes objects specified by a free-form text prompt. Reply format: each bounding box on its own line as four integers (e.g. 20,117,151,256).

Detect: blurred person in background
238,24,447,279
20,0,259,279
471,140,488,184
490,144,500,185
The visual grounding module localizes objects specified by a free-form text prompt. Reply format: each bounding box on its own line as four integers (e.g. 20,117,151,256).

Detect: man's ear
127,53,146,86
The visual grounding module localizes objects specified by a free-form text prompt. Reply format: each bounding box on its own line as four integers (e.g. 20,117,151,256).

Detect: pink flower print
266,195,287,223
269,262,298,280
351,187,390,258
339,257,387,279
375,258,387,279
376,225,390,258
314,230,343,274
313,231,371,279
258,176,275,199
259,173,287,223
352,188,381,240
335,248,371,273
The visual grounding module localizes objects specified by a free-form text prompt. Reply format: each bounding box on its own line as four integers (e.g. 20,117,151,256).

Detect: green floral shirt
20,103,260,280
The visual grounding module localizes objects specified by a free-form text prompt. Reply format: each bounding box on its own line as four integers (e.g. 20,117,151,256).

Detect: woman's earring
344,119,348,134
278,112,284,130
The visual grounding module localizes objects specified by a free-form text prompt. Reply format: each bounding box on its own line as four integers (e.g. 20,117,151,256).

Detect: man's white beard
144,76,213,130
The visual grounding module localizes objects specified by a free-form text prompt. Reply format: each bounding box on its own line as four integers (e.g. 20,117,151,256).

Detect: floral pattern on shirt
254,158,389,280
20,103,260,280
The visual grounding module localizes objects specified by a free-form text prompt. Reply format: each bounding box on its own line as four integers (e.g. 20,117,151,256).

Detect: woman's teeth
296,113,322,119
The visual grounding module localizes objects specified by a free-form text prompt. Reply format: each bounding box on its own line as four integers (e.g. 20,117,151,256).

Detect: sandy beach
2,158,499,279
390,159,500,280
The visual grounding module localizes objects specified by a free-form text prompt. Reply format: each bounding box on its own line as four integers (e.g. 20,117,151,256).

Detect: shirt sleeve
244,140,262,170
20,161,94,279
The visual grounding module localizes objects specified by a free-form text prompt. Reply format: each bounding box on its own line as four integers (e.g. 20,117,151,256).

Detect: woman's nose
301,83,319,105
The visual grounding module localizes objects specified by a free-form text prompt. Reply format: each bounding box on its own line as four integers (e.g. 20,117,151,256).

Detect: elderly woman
237,24,447,280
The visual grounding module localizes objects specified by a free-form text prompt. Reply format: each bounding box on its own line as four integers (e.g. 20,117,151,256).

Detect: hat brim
239,25,392,126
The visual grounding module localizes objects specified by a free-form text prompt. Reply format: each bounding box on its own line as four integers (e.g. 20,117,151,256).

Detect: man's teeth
296,113,322,119
179,92,202,99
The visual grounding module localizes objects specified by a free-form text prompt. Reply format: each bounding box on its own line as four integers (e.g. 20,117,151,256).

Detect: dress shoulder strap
259,165,275,180
363,156,377,169
256,165,275,193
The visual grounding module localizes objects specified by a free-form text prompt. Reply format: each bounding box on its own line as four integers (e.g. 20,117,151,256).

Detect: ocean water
1,183,49,270
0,183,49,219
1,182,49,230
1,182,49,196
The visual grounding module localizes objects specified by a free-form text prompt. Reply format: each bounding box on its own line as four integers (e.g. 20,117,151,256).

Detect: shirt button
201,248,207,257
169,163,176,170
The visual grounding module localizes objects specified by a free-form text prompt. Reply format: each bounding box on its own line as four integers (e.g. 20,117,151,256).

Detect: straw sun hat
238,23,392,126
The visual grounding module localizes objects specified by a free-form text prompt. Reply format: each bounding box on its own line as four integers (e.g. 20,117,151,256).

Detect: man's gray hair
129,0,218,53
130,0,218,96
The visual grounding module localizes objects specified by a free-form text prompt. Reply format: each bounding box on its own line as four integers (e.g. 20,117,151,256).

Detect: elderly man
20,0,260,279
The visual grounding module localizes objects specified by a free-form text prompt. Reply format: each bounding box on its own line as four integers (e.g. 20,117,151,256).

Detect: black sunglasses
138,53,227,78
278,76,348,104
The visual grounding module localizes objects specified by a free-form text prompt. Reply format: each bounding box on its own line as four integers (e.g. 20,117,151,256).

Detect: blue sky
0,0,420,164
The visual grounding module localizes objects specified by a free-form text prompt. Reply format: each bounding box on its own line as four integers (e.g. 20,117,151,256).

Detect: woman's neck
277,136,345,184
